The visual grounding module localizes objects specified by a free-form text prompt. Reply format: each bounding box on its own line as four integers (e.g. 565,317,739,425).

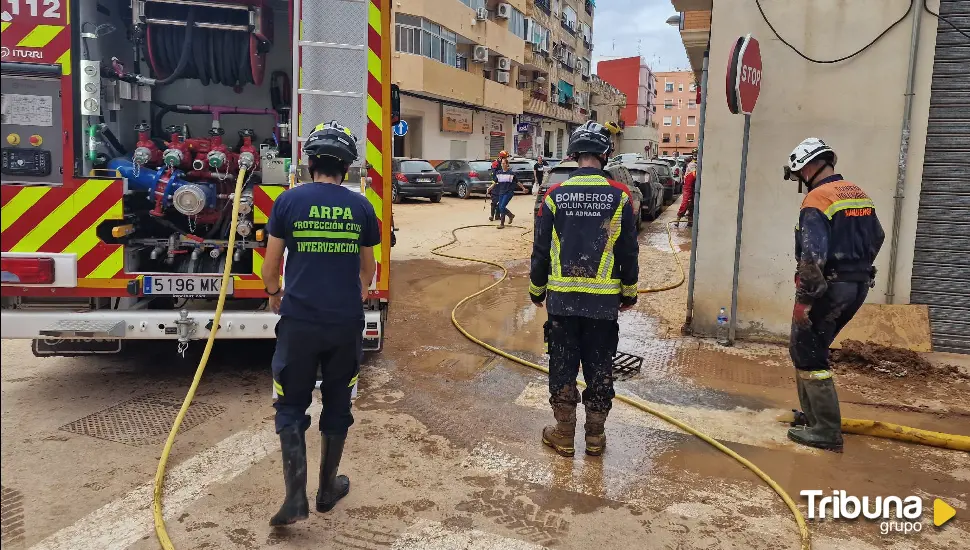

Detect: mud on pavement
3,197,968,550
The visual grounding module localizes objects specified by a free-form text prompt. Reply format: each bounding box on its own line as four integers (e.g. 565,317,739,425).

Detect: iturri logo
801,491,957,535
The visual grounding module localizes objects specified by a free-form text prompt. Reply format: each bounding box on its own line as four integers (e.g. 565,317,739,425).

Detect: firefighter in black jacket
529,122,639,457
784,138,885,452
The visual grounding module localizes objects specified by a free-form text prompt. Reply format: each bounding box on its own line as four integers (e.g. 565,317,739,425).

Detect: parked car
507,157,536,193
541,157,563,169
610,153,645,165
639,160,678,204
660,156,688,193
623,163,665,221
434,160,492,199
391,158,443,203
534,161,644,231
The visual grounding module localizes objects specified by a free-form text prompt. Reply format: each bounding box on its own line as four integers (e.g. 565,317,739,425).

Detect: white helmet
785,138,836,180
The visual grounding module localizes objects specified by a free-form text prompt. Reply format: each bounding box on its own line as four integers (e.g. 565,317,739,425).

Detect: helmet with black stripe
303,120,359,166
566,121,615,164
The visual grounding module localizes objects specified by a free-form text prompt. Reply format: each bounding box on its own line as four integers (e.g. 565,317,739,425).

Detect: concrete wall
617,125,659,157
692,0,938,339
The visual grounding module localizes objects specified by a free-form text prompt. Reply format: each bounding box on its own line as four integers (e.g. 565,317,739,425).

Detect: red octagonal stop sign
726,34,762,115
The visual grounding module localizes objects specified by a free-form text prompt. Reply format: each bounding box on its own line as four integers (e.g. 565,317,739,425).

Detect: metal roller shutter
910,0,970,353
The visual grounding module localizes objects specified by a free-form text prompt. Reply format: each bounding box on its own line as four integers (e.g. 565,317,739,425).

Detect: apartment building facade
390,1,600,162
597,56,660,158
654,70,698,157
391,0,527,161
516,0,597,158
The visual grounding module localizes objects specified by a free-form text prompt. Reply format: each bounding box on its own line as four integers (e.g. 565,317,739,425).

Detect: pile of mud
831,340,969,382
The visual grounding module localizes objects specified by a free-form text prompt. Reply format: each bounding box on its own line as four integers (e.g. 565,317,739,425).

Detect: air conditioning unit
497,57,511,71
476,7,488,21
497,3,512,19
496,70,511,84
472,45,489,63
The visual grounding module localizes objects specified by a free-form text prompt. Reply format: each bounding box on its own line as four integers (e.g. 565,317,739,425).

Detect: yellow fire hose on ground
431,221,812,550
153,167,248,549
774,412,970,451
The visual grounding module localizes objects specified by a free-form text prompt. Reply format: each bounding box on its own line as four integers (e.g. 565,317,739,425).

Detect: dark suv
639,160,677,204
391,158,443,203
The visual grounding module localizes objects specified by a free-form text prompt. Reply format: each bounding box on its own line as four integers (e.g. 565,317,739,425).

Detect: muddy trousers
546,314,619,413
272,316,362,435
789,282,869,373
788,282,868,450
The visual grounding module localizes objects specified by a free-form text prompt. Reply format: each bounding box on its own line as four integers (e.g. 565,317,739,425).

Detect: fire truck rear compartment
79,0,293,277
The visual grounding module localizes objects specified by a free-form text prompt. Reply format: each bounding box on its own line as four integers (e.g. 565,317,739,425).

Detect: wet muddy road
2,197,968,550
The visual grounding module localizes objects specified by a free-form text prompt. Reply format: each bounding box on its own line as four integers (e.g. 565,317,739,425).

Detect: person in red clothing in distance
676,154,697,227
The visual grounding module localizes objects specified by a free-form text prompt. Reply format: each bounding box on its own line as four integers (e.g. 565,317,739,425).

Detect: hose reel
133,0,274,87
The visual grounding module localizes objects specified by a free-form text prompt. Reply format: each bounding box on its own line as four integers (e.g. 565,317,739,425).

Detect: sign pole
727,113,751,345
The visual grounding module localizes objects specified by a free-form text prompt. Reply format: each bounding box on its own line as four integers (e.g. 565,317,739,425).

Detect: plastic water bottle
716,307,730,346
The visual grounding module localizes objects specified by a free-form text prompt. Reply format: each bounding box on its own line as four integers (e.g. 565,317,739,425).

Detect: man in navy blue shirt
262,120,380,526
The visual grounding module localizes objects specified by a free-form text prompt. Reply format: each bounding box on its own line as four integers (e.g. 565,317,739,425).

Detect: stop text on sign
740,64,761,87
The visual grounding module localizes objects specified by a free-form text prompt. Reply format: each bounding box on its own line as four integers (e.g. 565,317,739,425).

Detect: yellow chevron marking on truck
1,187,50,233
11,179,113,253
61,198,123,259
17,24,63,48
87,246,124,279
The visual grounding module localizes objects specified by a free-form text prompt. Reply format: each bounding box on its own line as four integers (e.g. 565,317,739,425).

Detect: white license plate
416,177,432,183
143,275,233,296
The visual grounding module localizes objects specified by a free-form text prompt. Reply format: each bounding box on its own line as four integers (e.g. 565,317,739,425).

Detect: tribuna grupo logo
801,490,957,535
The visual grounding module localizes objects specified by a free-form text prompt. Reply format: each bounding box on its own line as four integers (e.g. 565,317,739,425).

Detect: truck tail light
468,170,479,179
395,173,408,182
1,256,55,284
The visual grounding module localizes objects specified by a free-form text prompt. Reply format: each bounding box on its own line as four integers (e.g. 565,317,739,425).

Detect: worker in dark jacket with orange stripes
530,122,639,458
783,138,885,452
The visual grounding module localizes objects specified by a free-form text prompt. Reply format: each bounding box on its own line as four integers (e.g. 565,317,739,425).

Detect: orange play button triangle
934,499,956,527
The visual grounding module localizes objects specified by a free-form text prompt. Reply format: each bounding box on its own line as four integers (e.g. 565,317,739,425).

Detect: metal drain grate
1,485,25,548
59,393,227,446
612,351,644,381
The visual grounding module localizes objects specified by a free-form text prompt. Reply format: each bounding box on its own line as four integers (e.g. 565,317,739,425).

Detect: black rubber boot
316,434,351,512
787,377,844,452
506,210,516,224
269,417,310,526
583,409,609,456
497,213,506,229
794,375,816,427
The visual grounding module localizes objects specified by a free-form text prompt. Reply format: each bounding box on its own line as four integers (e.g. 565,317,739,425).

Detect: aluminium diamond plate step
39,319,126,338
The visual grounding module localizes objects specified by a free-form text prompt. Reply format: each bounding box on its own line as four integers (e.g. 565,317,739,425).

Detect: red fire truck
1,0,393,355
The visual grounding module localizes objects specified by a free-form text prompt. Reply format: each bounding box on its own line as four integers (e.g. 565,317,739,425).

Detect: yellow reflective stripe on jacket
622,283,638,298
348,374,359,387
796,369,833,381
273,379,284,396
560,175,609,186
551,227,562,277
547,277,622,294
596,194,628,279
529,281,546,296
544,194,557,215
823,198,874,219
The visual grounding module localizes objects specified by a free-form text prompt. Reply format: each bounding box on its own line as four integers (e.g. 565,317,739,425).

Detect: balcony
486,19,525,64
584,0,593,16
393,53,484,105
484,77,524,114
560,18,577,35
534,0,551,16
522,89,584,124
